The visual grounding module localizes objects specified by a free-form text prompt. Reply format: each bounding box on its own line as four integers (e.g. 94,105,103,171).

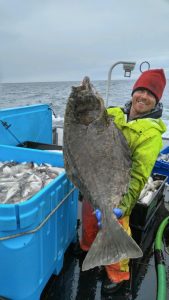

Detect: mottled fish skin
63,76,143,271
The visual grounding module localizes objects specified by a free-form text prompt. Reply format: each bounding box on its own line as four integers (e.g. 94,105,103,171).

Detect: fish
158,153,169,162
0,161,64,204
138,176,163,204
63,76,143,271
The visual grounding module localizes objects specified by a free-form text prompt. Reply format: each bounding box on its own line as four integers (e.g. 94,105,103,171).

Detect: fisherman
79,69,167,294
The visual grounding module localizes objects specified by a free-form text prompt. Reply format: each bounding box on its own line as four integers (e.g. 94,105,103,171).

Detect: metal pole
105,61,136,107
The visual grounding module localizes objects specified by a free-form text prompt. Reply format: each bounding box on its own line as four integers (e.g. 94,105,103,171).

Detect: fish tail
82,217,142,271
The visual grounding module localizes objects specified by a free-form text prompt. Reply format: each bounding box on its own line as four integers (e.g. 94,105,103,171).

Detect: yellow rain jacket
107,107,166,216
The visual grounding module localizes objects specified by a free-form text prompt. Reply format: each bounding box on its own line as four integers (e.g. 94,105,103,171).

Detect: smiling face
129,89,157,119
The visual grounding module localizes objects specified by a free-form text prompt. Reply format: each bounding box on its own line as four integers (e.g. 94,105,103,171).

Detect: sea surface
1,79,169,137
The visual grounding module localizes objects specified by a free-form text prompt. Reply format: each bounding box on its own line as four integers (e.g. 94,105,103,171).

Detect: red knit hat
132,69,166,102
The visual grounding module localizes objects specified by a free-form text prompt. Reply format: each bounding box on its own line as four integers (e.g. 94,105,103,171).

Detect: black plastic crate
18,141,62,151
131,217,157,247
130,173,167,231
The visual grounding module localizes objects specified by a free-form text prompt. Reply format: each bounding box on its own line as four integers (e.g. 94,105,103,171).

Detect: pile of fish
157,153,169,162
138,176,163,205
0,161,64,204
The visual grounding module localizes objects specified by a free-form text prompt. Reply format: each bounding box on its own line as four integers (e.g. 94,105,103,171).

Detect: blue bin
153,146,169,183
0,104,52,146
0,145,78,300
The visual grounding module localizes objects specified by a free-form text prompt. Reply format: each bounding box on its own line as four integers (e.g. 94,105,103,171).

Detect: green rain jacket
107,106,166,216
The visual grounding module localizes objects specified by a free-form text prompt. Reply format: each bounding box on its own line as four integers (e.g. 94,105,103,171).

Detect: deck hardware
106,61,136,107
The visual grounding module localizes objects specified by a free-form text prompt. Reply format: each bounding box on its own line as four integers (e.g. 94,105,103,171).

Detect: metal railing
52,125,63,146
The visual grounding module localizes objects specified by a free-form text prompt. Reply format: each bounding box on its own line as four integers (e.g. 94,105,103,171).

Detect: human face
130,89,157,119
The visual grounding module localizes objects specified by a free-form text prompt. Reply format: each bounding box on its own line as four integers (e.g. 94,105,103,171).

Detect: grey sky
0,0,169,82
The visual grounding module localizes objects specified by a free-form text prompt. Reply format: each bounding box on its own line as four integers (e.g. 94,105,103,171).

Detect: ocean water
1,80,169,137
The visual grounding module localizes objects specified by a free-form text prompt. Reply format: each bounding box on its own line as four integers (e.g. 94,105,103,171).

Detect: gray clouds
0,0,169,82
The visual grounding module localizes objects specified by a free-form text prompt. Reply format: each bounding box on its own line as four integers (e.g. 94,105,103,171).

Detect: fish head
66,76,106,126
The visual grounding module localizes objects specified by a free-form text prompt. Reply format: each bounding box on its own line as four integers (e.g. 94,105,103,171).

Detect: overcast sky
0,0,169,83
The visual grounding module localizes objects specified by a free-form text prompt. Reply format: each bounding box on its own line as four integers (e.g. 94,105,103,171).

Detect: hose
154,216,169,300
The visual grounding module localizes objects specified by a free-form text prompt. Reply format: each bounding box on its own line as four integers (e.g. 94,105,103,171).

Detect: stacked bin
153,146,169,183
0,105,78,300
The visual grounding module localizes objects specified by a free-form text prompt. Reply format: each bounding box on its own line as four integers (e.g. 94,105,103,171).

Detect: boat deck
40,203,169,300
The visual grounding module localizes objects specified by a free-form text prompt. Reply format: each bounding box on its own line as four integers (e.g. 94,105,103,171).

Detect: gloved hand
95,209,102,227
113,208,123,219
95,207,123,227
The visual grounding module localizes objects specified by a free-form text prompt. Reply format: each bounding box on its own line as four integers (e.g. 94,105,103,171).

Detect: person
78,68,167,295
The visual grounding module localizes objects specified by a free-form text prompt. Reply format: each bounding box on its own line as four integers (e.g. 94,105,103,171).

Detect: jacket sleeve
119,133,163,216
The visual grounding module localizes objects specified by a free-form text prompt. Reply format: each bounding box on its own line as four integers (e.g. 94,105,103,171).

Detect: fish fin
82,218,143,271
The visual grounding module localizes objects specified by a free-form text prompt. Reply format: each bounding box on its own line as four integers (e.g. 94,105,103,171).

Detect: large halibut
63,76,142,271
